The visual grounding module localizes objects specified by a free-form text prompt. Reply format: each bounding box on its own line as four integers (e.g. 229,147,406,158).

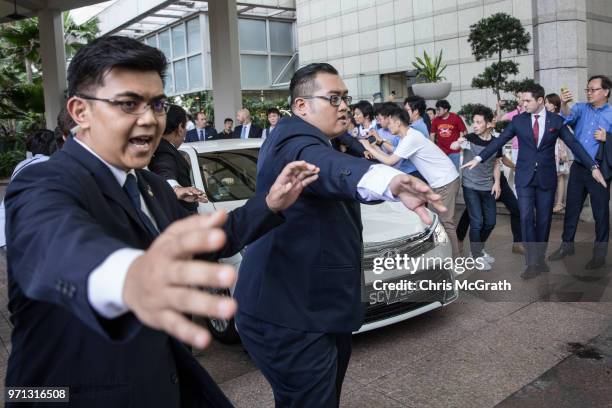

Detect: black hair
354,100,374,121
267,107,280,116
404,95,431,131
545,93,561,113
25,129,61,156
588,75,612,100
67,36,167,97
163,104,187,135
426,107,435,114
435,99,451,111
56,106,75,137
224,117,233,123
522,83,545,100
388,106,411,127
289,63,339,105
376,102,398,117
471,104,495,123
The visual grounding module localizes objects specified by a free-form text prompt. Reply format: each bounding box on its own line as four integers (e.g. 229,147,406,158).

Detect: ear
292,99,309,117
67,96,90,132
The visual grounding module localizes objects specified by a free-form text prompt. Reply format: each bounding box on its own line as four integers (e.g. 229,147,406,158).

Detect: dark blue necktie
123,173,159,238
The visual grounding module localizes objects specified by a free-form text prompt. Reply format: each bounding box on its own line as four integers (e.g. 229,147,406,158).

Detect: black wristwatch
376,140,383,146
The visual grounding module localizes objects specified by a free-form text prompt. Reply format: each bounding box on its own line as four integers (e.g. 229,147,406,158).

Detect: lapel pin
146,185,154,197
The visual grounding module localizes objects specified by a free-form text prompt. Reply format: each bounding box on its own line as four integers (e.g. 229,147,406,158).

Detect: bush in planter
412,50,447,83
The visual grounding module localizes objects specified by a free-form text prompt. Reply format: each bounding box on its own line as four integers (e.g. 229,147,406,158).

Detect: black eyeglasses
76,94,170,116
298,95,352,107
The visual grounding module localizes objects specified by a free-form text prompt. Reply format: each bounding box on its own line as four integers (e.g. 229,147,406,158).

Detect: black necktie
200,129,204,141
123,173,159,238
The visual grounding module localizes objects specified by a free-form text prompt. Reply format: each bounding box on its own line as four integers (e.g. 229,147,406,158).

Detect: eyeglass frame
75,93,170,116
297,95,353,107
585,87,604,94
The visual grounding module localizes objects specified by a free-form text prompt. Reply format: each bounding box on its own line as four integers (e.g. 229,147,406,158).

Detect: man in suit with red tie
463,84,606,279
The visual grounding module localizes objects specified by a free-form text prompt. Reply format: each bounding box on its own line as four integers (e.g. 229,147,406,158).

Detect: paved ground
0,207,611,407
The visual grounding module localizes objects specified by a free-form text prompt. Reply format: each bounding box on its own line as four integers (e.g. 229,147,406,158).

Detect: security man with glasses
236,63,446,407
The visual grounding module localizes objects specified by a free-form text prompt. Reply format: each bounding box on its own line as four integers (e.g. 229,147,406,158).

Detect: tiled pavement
0,208,611,407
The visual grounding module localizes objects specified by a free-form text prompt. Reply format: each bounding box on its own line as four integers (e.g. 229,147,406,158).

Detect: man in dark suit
463,83,606,279
4,36,319,407
185,111,217,142
233,108,263,139
149,104,207,213
215,117,235,139
235,63,446,407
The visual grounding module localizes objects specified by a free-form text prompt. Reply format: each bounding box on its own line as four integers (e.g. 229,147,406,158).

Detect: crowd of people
1,33,611,408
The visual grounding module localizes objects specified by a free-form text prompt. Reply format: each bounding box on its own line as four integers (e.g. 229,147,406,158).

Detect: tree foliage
467,13,531,102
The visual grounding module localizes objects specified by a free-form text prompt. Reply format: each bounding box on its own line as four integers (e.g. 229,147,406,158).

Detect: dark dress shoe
521,266,542,279
585,257,606,270
548,245,575,261
537,262,550,273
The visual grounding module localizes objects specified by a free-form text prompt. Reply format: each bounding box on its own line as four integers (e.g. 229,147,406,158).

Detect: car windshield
197,148,259,202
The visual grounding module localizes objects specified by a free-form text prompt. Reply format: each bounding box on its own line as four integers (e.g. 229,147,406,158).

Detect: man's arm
559,125,606,187
463,120,517,168
361,141,402,166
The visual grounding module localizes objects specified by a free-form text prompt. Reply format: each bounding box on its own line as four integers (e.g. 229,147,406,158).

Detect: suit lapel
137,170,171,232
62,138,156,237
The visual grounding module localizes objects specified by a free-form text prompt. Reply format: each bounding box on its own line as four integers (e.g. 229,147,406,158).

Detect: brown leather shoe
512,243,525,254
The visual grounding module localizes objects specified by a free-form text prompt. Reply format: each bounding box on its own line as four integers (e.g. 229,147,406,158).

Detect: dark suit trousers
561,161,610,257
516,177,556,266
457,174,521,243
236,312,351,408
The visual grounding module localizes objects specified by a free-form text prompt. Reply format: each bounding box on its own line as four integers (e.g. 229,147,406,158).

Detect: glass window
174,60,187,92
164,65,174,94
188,55,204,89
271,56,292,82
197,149,259,202
172,24,186,58
187,18,201,54
238,19,267,52
269,21,293,53
240,55,269,88
145,36,157,48
158,30,171,59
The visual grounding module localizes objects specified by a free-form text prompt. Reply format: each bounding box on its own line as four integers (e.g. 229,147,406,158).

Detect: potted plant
411,50,451,100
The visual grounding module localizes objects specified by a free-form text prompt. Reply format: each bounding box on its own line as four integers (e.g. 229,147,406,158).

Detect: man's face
268,113,280,127
293,72,350,138
195,113,207,128
435,107,448,118
521,92,544,114
224,120,233,130
236,111,245,124
69,68,166,171
377,113,389,128
404,105,418,123
472,115,490,135
586,78,609,106
387,117,402,135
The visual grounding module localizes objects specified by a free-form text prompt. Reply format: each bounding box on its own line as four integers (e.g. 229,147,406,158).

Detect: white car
179,139,458,343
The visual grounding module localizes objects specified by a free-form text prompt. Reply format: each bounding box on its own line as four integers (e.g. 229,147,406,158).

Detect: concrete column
38,9,67,130
533,0,589,101
208,0,242,131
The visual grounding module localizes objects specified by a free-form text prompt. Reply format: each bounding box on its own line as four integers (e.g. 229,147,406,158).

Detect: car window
198,148,259,202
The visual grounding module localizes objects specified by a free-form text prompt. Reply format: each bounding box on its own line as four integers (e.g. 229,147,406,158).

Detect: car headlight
432,215,449,245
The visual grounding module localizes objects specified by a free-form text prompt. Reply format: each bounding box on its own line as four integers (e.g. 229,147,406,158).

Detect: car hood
211,200,430,244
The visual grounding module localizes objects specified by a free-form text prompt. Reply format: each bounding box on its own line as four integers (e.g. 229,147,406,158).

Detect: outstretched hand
389,174,446,225
461,159,479,170
266,160,320,212
592,168,607,188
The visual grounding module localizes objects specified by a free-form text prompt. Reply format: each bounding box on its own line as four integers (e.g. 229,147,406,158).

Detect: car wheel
206,289,241,344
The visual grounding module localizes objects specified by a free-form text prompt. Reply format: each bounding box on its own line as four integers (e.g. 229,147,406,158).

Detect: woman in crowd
545,93,571,213
352,100,377,139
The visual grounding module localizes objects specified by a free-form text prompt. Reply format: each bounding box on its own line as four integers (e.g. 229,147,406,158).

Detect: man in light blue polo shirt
549,75,612,269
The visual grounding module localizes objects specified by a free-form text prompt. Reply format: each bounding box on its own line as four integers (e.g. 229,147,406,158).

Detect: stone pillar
38,9,67,130
207,0,242,131
533,0,588,101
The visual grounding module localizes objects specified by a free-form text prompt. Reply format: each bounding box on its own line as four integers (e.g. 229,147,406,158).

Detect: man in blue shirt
549,75,612,269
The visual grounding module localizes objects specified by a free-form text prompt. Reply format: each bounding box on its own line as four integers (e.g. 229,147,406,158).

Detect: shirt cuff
87,248,144,319
356,164,405,201
166,179,180,188
475,156,483,162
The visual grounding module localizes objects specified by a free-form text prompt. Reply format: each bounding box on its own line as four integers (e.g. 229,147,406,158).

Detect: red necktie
533,114,540,146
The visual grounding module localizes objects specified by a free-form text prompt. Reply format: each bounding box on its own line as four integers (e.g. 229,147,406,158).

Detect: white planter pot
412,82,452,100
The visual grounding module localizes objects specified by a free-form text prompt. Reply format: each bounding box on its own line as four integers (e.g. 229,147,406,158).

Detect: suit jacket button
340,169,351,176
171,373,179,384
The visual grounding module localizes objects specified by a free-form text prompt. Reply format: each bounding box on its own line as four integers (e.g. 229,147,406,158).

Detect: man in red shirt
430,99,467,169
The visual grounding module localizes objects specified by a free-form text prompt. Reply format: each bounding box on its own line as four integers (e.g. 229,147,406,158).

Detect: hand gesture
389,174,446,225
265,161,320,212
122,211,237,349
560,89,574,105
595,127,607,142
461,159,480,170
174,186,208,203
592,168,607,188
491,183,501,200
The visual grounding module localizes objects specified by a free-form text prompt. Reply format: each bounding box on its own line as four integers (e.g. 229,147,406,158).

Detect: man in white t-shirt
362,106,461,257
